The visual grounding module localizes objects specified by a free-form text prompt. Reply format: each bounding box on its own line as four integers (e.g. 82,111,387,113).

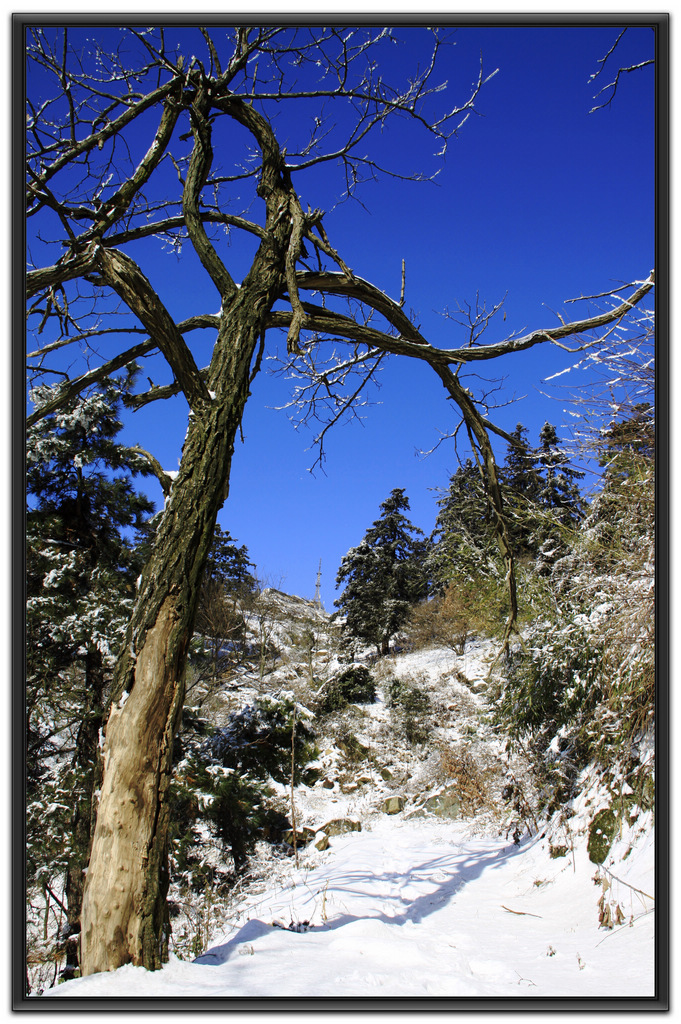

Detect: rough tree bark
80,209,296,974
62,647,104,979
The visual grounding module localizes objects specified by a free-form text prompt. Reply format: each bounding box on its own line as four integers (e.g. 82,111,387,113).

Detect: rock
380,767,394,781
337,734,370,759
587,807,618,864
282,826,316,847
321,779,335,789
320,817,361,836
314,833,330,851
423,787,461,820
382,795,405,815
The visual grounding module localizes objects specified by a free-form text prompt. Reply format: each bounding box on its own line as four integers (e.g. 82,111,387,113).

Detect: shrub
318,666,376,714
436,742,489,812
335,728,371,764
406,579,508,654
169,695,317,881
387,679,430,716
203,694,318,785
386,679,431,746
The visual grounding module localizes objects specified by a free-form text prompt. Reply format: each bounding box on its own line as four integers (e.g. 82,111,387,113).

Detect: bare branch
94,247,211,410
588,28,654,112
182,83,238,301
27,314,220,425
123,446,174,496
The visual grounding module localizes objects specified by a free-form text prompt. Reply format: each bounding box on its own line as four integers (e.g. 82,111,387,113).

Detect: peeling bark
80,201,292,974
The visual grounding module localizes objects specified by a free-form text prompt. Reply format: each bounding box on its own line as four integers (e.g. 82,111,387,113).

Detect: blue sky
26,22,656,608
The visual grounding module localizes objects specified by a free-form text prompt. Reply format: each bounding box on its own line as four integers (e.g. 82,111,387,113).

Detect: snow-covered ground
47,807,654,1000
45,621,655,1003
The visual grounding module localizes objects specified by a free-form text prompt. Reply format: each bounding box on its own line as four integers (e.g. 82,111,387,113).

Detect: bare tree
23,23,653,975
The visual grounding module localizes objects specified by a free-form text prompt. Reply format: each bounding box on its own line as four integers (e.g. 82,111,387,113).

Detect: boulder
424,788,461,820
320,817,361,837
587,808,618,864
404,808,426,820
282,826,316,847
321,779,335,789
382,795,405,815
314,833,330,851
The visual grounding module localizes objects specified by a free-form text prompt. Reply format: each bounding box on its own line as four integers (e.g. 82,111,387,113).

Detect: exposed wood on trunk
80,189,294,972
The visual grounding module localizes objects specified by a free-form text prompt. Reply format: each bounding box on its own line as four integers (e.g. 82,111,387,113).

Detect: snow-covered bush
317,666,377,714
386,678,432,746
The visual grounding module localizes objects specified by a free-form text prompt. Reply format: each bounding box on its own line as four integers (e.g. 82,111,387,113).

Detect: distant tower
314,559,322,607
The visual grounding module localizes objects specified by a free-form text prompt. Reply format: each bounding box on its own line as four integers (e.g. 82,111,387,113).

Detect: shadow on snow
193,835,530,967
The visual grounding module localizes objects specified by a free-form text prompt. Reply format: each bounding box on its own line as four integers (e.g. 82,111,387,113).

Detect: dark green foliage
427,460,498,594
494,623,605,810
204,774,272,872
499,423,543,557
587,808,618,865
335,488,428,655
387,679,431,746
335,729,371,763
171,695,317,875
203,524,257,597
599,403,654,473
318,666,377,714
387,679,431,716
534,422,586,555
588,404,654,564
192,525,257,692
493,406,654,815
25,374,154,942
204,695,318,786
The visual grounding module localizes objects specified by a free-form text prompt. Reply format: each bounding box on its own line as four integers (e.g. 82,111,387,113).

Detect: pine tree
599,403,654,479
427,460,498,594
499,424,543,557
536,422,586,529
587,403,654,563
26,374,153,979
335,488,427,655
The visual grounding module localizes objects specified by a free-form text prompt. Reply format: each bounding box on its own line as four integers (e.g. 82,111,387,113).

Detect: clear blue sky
28,22,656,608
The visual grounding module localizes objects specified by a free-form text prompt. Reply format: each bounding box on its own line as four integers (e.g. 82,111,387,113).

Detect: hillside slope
46,593,656,1001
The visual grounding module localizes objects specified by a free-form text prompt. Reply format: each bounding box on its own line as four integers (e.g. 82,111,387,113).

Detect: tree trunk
80,266,284,975
63,646,105,978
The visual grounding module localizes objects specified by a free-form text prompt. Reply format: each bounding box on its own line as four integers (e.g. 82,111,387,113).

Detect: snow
38,596,656,1004
46,810,654,1000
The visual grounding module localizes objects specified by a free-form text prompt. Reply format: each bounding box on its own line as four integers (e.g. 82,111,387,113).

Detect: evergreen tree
203,525,257,597
26,374,153,977
588,403,654,562
335,488,427,655
495,406,655,811
499,424,543,557
536,422,586,530
599,403,654,479
426,460,498,594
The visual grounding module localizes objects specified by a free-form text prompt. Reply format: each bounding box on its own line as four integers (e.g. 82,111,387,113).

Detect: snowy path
48,813,654,1000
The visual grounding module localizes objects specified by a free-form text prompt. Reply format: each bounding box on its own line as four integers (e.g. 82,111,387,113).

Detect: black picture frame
12,10,670,1012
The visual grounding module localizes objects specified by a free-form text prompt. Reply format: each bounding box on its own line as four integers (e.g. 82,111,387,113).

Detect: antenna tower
314,559,322,606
